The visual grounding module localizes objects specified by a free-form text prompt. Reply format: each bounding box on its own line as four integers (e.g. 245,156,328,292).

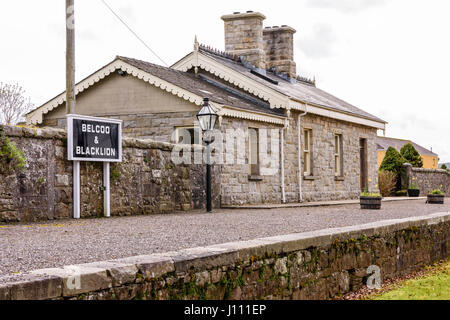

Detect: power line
100,0,169,67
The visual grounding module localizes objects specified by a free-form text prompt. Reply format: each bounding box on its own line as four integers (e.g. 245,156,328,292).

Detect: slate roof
376,136,437,156
198,46,386,124
117,56,285,118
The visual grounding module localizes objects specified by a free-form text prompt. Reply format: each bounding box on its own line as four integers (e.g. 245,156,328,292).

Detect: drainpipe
297,104,308,203
280,114,289,203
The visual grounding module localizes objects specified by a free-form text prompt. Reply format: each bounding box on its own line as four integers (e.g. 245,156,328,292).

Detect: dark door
360,138,368,192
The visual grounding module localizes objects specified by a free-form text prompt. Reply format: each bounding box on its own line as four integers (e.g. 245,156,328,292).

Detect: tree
441,164,448,170
379,147,406,175
0,82,34,125
400,143,423,168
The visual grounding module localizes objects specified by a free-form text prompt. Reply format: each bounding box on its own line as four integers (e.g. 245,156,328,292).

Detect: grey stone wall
42,109,380,207
404,163,450,196
43,111,198,143
205,112,379,206
118,112,198,142
284,111,379,203
38,97,381,208
0,125,219,223
1,212,448,300
219,118,282,205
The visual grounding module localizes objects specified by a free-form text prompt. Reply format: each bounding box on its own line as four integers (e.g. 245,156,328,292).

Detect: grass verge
367,260,449,300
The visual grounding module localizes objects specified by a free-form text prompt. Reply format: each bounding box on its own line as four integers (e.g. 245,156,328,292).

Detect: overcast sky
1,0,449,162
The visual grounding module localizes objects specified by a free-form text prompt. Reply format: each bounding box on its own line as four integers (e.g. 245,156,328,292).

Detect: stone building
26,11,386,206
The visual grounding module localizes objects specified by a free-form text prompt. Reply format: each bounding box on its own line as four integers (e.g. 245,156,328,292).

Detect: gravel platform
1,199,449,277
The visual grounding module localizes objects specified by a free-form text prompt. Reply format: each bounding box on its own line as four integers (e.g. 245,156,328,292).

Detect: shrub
400,143,423,168
429,189,443,195
378,170,397,197
409,183,419,190
395,190,408,197
0,129,27,171
380,147,406,175
441,164,448,170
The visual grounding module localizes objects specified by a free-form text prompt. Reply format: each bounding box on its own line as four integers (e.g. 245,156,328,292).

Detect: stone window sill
248,175,264,182
335,176,345,181
303,176,316,181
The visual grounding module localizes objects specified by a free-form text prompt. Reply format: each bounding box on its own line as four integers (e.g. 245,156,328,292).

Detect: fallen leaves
338,259,449,300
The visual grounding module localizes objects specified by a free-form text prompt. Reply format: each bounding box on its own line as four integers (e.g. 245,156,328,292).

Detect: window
249,128,260,176
175,127,201,145
334,134,343,177
360,138,368,192
303,129,312,176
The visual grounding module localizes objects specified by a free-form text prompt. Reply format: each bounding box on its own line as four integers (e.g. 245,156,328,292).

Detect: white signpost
67,114,122,219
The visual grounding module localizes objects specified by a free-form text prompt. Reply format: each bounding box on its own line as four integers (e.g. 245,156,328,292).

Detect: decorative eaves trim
172,52,290,110
289,100,386,130
26,59,207,125
219,106,285,125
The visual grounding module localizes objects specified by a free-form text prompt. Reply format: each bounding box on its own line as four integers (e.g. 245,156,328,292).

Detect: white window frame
334,134,343,177
174,126,202,145
303,129,312,176
248,128,260,176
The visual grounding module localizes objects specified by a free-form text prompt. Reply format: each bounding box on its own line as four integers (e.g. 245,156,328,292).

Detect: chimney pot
222,11,267,70
263,24,297,78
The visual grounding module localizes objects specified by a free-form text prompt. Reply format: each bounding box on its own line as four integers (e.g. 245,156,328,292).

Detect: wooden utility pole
66,0,75,114
66,0,80,219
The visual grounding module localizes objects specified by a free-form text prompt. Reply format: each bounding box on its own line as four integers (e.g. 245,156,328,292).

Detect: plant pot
408,189,420,197
426,194,444,204
360,196,382,210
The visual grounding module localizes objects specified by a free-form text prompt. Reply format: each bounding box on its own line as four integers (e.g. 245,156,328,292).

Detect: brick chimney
263,25,297,78
221,11,267,71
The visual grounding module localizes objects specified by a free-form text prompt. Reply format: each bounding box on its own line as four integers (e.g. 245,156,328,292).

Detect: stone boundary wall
1,212,448,300
0,125,220,223
404,163,450,196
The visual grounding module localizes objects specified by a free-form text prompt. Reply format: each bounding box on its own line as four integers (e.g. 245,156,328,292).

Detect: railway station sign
67,114,122,162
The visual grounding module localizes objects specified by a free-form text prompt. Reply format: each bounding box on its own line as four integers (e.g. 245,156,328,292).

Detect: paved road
1,199,449,276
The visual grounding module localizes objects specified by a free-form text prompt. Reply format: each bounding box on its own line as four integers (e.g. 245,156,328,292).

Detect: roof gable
27,58,205,125
27,56,286,126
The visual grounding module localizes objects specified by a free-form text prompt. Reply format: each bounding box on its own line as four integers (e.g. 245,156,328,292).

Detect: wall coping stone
0,274,62,300
404,162,449,175
0,124,66,140
0,211,449,300
29,265,112,297
412,167,450,175
0,124,203,152
221,11,266,21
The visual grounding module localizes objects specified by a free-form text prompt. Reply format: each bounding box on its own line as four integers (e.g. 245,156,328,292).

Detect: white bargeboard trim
27,59,206,125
